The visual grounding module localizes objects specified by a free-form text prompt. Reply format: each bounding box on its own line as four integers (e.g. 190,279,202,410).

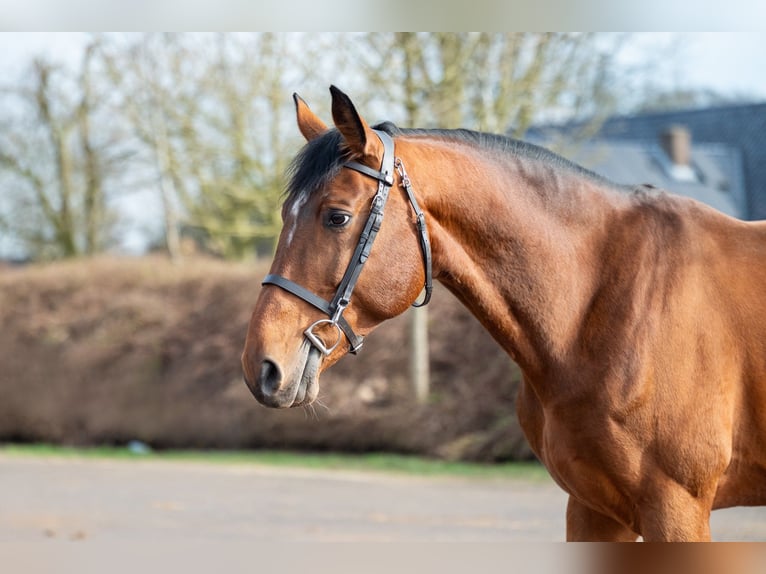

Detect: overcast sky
624,33,766,98
0,33,764,257
1,33,765,99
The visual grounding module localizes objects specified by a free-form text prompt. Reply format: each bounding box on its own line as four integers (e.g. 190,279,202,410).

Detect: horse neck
399,137,622,382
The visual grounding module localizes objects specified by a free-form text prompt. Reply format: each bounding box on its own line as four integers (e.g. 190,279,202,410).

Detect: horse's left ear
294,93,328,142
330,85,381,159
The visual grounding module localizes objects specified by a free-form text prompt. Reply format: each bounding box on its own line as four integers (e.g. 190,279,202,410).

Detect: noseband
262,129,432,356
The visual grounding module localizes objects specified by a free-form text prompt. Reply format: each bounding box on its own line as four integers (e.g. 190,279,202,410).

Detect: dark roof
535,103,766,219
546,139,744,218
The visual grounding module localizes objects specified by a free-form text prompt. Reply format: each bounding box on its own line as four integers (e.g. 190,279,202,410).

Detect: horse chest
516,379,638,515
516,378,607,463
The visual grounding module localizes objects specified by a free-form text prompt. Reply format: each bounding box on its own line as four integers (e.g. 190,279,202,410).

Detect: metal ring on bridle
303,319,343,356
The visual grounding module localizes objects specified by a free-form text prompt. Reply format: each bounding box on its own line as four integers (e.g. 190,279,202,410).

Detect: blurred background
1,32,765,462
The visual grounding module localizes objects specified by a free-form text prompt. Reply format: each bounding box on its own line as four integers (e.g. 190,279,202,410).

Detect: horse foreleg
637,482,714,541
566,496,638,541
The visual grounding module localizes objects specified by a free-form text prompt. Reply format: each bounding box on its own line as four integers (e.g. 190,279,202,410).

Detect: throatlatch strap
395,157,432,307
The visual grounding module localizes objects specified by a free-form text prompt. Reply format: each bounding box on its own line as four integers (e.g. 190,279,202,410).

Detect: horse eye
327,212,351,228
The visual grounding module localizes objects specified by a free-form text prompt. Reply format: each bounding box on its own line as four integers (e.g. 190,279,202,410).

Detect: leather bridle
262,129,432,356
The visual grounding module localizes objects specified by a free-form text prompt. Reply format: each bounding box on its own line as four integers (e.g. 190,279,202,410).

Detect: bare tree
0,40,122,259
100,33,196,261
357,33,628,133
101,33,331,260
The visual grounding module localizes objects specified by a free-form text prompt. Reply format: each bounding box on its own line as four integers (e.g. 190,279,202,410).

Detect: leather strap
395,157,432,306
261,274,364,353
344,160,394,185
330,130,396,313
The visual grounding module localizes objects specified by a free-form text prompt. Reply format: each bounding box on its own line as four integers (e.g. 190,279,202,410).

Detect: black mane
285,122,612,207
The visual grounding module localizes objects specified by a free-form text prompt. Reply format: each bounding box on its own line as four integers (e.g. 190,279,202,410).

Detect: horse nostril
258,359,283,396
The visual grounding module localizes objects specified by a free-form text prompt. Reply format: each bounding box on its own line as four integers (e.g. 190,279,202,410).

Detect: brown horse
241,86,766,541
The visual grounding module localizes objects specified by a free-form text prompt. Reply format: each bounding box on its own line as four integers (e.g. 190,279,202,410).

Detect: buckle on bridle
304,318,343,356
331,299,349,323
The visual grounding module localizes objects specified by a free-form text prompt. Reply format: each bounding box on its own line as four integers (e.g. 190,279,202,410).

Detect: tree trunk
409,305,430,403
152,107,182,263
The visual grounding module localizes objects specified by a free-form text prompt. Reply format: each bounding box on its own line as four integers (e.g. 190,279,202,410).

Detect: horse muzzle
242,342,322,408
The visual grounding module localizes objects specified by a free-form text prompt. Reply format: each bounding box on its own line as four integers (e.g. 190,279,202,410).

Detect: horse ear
294,93,328,142
330,85,380,159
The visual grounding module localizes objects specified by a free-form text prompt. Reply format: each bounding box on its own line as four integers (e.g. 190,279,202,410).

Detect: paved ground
1,454,765,543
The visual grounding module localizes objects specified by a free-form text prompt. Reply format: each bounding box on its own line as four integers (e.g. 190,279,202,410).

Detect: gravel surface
1,455,764,543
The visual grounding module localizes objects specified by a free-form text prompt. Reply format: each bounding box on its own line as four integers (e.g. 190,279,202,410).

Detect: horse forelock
285,129,347,211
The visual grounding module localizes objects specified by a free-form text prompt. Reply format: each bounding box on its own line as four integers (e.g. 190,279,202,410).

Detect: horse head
241,86,431,408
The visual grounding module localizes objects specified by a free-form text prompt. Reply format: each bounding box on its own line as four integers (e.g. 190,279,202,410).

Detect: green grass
0,443,550,481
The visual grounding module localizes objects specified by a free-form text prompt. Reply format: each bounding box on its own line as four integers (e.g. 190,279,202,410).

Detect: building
530,102,766,221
